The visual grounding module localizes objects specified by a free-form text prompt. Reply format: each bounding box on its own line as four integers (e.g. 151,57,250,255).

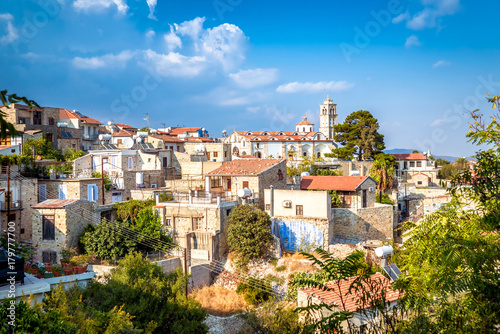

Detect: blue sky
1,0,499,156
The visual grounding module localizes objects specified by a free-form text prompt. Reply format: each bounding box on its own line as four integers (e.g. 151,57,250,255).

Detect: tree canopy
370,153,397,202
330,110,385,160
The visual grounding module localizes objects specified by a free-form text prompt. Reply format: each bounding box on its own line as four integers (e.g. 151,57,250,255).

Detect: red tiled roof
112,129,135,137
150,134,185,143
32,199,80,209
411,172,430,179
0,145,14,149
169,127,201,135
115,123,137,130
59,109,102,125
239,155,259,159
391,153,426,161
299,273,401,312
208,158,285,176
185,137,214,142
296,116,313,126
300,176,373,191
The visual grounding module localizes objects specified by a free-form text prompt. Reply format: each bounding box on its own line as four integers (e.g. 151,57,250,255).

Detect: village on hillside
0,93,490,333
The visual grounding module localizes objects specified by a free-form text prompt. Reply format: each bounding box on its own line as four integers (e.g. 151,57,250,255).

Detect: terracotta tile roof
296,116,313,125
169,127,201,135
185,137,214,142
112,129,135,137
300,176,374,191
391,153,427,161
239,155,259,159
0,145,14,149
150,134,185,143
411,172,430,179
115,123,137,130
32,199,80,209
208,158,285,176
59,109,102,125
299,273,401,312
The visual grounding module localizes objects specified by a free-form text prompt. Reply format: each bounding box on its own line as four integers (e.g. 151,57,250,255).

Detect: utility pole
101,157,106,205
184,248,188,298
160,123,166,132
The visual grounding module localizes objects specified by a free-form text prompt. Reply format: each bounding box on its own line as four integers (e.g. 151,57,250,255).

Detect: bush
268,258,278,266
227,204,273,264
376,191,393,205
275,265,286,272
236,277,273,306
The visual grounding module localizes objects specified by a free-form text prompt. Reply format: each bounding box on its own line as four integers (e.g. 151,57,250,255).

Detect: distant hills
384,148,472,162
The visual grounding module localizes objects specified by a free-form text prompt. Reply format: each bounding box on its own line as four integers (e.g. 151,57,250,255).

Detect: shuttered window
42,251,57,264
58,184,67,199
42,215,55,240
39,184,47,202
243,181,249,188
87,184,98,202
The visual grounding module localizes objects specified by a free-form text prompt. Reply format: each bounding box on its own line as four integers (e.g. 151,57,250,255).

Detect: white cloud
72,50,135,69
392,11,410,24
405,35,421,48
433,59,451,68
201,23,247,71
175,17,206,41
164,25,182,51
263,105,295,123
229,68,279,89
246,106,261,113
0,13,18,44
145,30,155,40
146,0,157,20
406,0,460,30
142,18,247,78
430,118,446,127
142,50,206,77
276,81,355,94
73,0,128,14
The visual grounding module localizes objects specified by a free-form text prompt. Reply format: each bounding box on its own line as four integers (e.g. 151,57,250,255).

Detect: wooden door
362,190,367,208
227,179,231,191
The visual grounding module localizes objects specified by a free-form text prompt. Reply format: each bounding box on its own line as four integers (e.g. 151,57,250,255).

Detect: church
224,96,338,160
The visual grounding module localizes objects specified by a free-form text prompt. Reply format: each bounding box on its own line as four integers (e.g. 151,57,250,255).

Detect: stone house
300,175,377,209
206,158,288,208
297,273,402,331
183,142,231,162
148,134,186,152
32,199,98,263
264,188,332,250
59,109,103,151
111,129,134,147
154,193,238,261
392,153,438,185
1,104,61,149
411,172,430,187
0,167,38,242
73,148,172,201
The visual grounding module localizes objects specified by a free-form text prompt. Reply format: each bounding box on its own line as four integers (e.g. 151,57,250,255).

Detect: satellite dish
108,120,114,126
123,137,134,149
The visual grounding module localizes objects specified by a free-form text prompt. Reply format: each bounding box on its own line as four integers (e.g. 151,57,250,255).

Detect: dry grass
191,286,249,317
282,252,318,274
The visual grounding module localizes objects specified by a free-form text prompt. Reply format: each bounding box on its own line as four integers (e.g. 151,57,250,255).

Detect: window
226,209,231,216
48,117,55,125
417,181,423,185
39,184,47,202
117,139,123,144
128,157,133,170
42,251,57,264
87,184,98,202
256,143,260,148
224,151,227,158
45,133,53,143
296,205,303,216
58,184,67,199
20,228,25,234
162,157,168,168
416,161,422,167
265,204,270,210
42,215,55,240
303,127,305,132
165,218,171,227
410,161,415,167
278,169,283,180
213,151,218,158
243,181,249,188
111,155,117,168
33,111,42,125
211,178,222,188
193,217,203,230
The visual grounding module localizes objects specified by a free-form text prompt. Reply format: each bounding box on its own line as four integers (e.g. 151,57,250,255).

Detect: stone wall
188,264,212,291
172,151,223,177
256,159,287,208
184,142,231,162
0,176,38,242
156,257,182,275
332,203,394,242
165,179,204,191
39,178,103,202
32,201,99,263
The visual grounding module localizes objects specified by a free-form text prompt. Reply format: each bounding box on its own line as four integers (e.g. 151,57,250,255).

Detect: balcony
83,134,98,140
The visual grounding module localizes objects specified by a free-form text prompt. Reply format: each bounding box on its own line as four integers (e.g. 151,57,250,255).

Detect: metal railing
162,190,244,204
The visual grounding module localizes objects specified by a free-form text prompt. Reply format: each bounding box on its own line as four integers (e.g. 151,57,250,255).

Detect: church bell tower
319,95,337,140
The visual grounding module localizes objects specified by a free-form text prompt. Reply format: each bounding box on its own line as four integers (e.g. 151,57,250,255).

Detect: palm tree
370,153,397,203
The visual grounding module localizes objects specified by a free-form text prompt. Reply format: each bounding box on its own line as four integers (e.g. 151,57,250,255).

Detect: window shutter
42,216,55,240
58,184,67,199
39,184,47,202
87,184,93,201
128,157,133,170
93,185,99,202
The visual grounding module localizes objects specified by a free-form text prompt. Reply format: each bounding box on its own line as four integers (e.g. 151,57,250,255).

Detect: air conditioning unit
282,200,292,208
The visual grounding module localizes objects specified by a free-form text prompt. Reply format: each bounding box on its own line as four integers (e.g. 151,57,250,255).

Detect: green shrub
275,265,286,272
268,258,278,266
236,277,273,306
